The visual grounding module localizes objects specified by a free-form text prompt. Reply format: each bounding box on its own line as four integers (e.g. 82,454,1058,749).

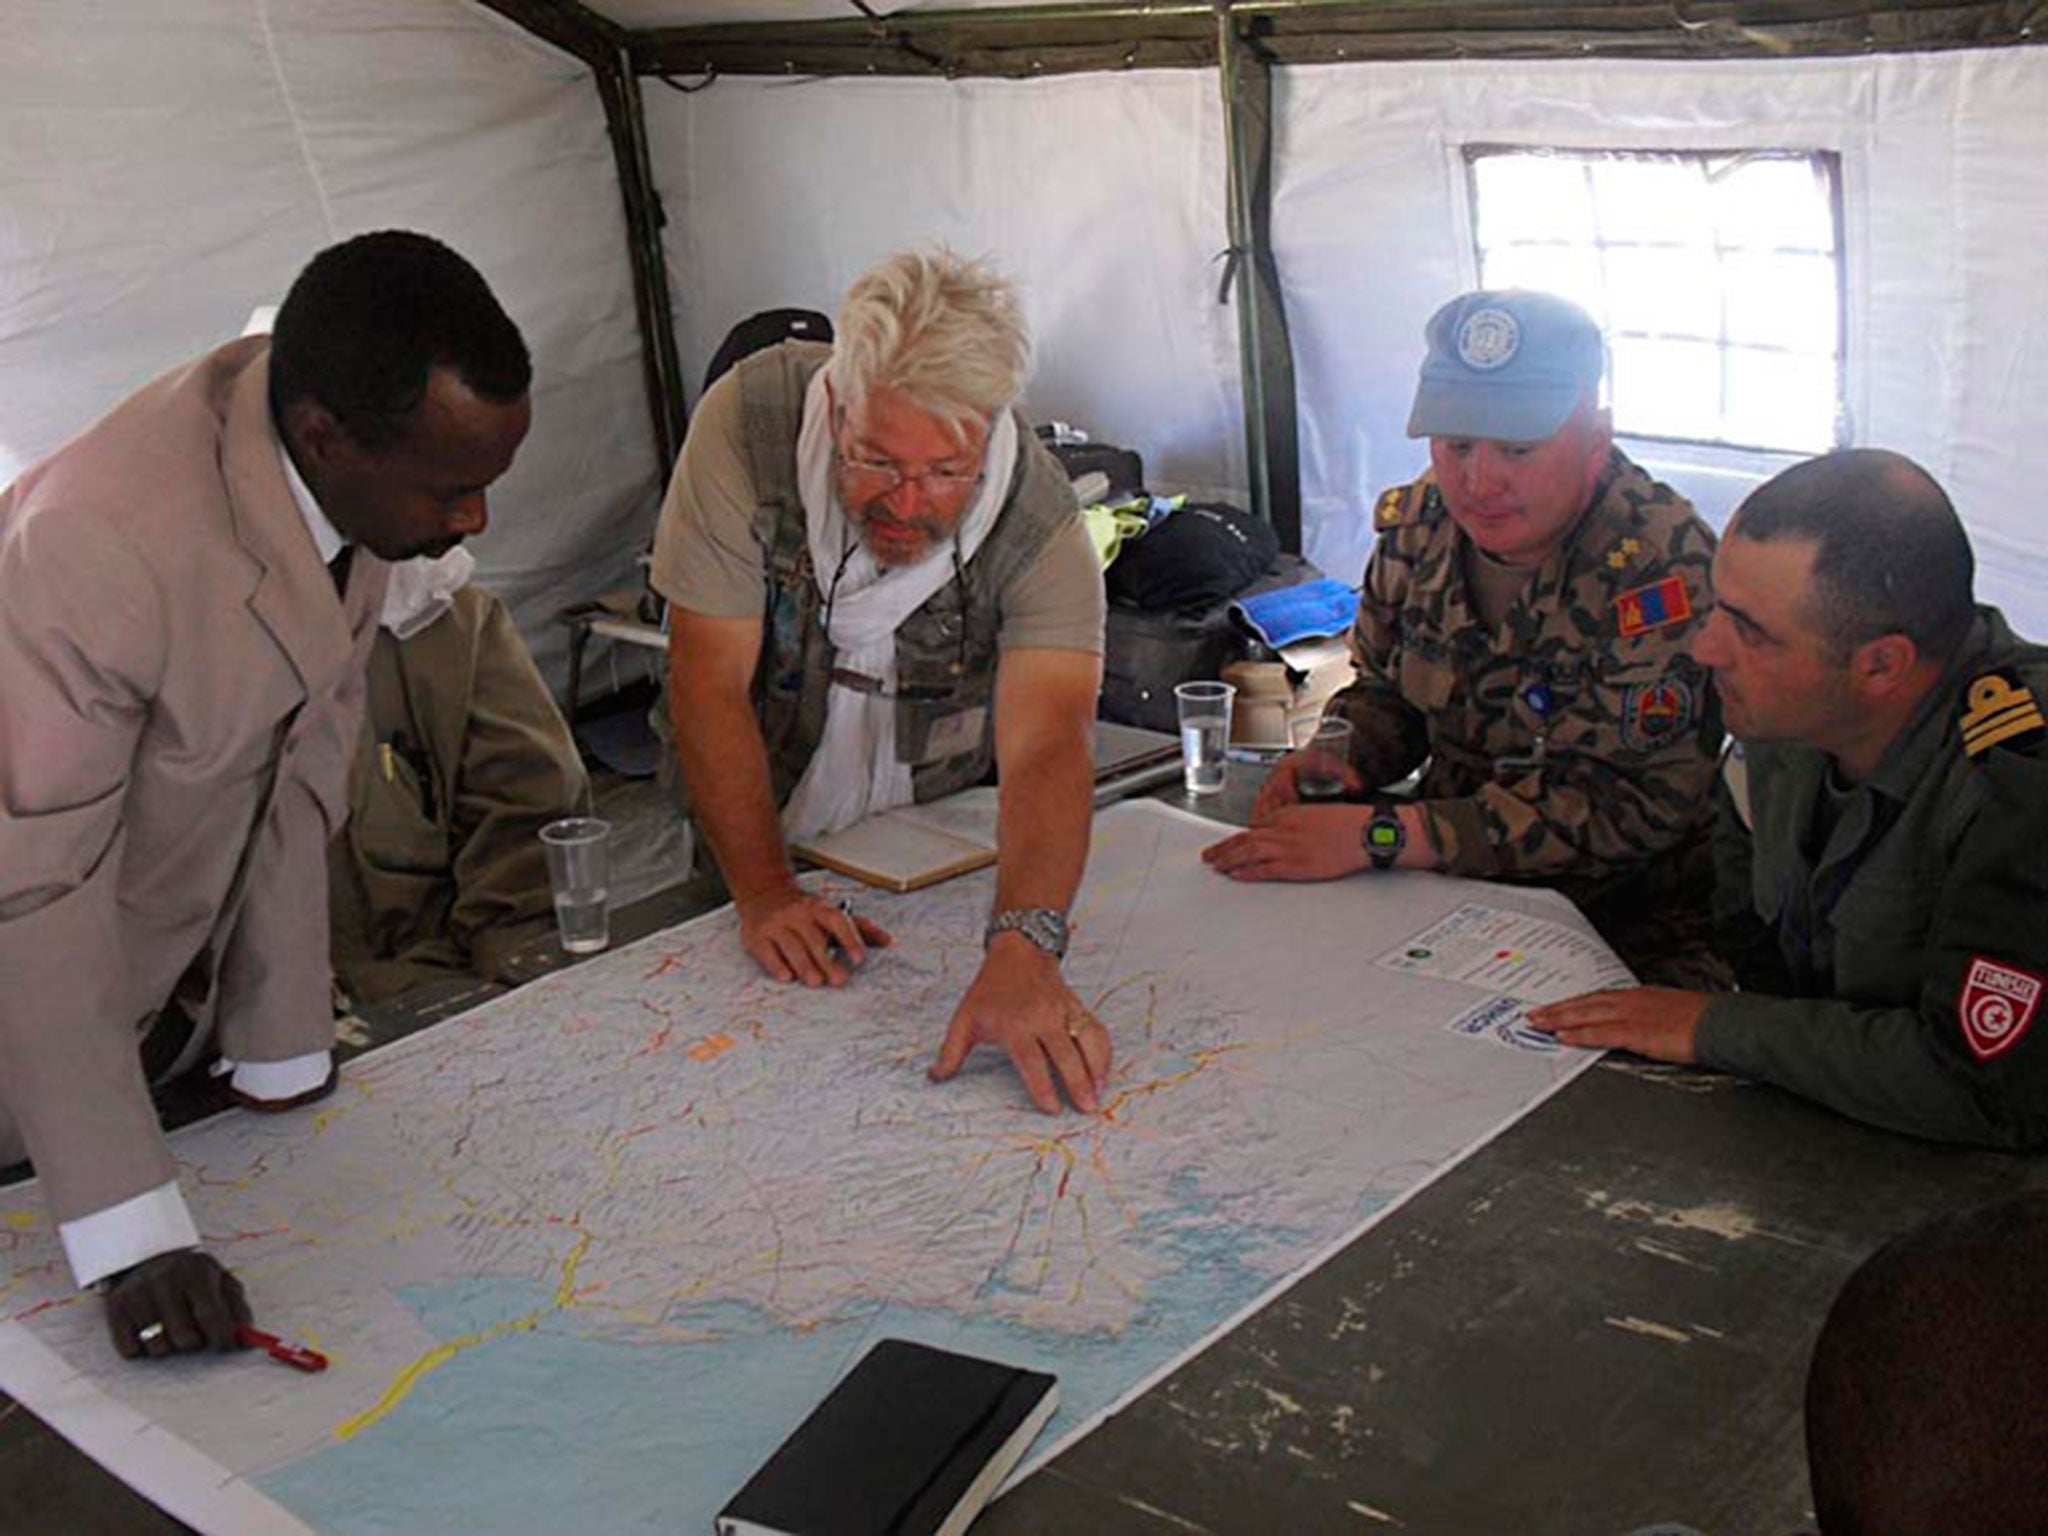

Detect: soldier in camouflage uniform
1206,290,1725,986
1535,451,2048,1148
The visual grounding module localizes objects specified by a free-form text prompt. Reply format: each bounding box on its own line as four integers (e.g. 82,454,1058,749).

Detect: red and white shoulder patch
1958,956,2046,1062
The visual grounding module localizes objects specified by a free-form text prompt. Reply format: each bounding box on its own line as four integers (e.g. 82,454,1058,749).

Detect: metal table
5,779,2041,1535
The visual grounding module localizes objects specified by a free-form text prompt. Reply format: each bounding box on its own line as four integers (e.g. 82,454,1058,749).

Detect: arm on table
929,647,1107,1114
666,609,885,987
1534,749,2048,1148
0,509,250,1354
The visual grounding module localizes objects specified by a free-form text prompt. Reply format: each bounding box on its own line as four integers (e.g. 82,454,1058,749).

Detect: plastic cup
1175,681,1235,796
540,817,612,955
1291,716,1355,802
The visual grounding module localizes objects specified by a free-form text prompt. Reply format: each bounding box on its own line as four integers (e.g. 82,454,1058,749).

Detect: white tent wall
645,70,1249,504
647,39,2048,640
8,8,2046,670
0,0,661,688
1278,47,2048,634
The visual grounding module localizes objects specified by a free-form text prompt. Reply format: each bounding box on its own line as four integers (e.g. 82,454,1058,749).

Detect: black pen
830,898,860,965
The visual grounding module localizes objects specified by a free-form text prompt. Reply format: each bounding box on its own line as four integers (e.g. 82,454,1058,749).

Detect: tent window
1464,147,1845,456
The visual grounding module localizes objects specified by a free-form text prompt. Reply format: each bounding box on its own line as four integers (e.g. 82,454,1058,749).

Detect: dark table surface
5,772,2043,1536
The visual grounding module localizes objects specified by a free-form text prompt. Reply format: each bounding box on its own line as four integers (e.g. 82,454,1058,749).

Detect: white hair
826,248,1031,435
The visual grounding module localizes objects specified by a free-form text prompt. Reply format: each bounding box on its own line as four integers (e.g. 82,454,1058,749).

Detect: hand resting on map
101,1249,252,1360
1526,987,1707,1062
737,883,894,988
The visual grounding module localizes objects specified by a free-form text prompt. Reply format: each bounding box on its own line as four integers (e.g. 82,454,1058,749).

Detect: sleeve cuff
59,1181,201,1290
1695,994,1774,1075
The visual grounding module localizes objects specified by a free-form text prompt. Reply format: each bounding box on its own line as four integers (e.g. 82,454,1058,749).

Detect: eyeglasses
833,450,983,500
831,406,986,501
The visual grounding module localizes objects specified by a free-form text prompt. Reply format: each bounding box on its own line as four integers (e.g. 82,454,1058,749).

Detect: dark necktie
328,545,354,598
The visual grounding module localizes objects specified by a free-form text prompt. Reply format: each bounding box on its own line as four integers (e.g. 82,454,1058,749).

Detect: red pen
236,1324,329,1373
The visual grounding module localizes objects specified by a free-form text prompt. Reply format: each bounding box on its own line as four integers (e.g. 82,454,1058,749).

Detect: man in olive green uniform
1534,450,2048,1149
330,552,588,1005
1206,290,1723,985
653,250,1109,1117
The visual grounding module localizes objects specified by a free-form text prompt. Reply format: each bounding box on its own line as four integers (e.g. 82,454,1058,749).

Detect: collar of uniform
1556,448,1632,579
274,427,349,567
1860,606,1996,803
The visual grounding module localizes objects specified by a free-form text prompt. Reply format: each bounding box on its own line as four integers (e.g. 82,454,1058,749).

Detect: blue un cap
1405,289,1605,442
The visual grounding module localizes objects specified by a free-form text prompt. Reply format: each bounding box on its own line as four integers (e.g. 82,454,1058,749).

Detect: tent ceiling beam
474,0,690,469
634,0,2046,77
471,0,626,69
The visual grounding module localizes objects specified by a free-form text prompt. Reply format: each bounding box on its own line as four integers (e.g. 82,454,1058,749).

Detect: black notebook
715,1339,1059,1536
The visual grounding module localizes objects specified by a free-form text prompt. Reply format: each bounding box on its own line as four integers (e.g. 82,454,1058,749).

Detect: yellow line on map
334,1314,539,1441
555,1231,592,1307
337,1226,595,1441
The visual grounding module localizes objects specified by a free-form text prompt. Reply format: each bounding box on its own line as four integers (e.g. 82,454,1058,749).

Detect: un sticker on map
1447,995,1564,1054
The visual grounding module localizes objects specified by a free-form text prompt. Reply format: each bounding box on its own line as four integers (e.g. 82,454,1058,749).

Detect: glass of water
540,817,612,954
1174,680,1236,796
1291,716,1356,802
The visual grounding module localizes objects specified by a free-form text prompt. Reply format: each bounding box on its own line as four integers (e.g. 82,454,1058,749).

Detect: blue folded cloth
1231,578,1360,648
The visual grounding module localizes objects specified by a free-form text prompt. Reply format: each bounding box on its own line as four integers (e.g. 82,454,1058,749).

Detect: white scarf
379,546,477,639
781,368,1018,841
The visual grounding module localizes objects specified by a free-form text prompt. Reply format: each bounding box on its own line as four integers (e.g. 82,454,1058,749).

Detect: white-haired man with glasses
650,250,1109,1115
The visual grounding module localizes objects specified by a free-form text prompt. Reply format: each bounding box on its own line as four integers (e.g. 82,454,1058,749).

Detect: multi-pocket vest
733,340,1074,807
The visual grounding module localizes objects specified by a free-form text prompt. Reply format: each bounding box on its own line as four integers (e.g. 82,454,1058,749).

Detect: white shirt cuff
59,1182,202,1290
225,1050,332,1102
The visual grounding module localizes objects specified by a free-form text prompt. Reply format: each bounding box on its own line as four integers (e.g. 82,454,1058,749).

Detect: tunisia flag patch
1958,956,2046,1062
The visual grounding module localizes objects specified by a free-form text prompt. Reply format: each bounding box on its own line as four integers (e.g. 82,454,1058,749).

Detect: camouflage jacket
1328,449,1721,901
1703,608,2048,1148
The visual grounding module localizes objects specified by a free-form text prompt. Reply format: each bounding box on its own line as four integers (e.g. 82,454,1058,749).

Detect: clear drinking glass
540,817,612,954
1174,681,1236,796
1292,716,1355,802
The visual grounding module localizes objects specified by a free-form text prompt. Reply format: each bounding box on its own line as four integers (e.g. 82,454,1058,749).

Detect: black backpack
1105,501,1280,613
702,308,834,394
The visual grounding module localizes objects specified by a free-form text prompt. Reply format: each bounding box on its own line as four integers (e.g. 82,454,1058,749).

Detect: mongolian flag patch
1960,669,2046,759
1958,955,2045,1061
1614,576,1694,638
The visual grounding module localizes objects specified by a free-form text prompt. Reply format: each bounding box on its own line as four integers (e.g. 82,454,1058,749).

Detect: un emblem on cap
1456,308,1521,371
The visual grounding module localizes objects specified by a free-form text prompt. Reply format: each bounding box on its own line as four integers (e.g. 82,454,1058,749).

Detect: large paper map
1,800,1617,1535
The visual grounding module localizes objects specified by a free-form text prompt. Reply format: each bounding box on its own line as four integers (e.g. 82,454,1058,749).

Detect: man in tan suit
0,231,531,1360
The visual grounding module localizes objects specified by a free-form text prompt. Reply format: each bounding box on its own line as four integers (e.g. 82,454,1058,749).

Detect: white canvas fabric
0,0,660,689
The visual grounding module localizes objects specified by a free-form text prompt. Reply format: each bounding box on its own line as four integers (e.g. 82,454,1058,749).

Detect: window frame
1460,143,1849,458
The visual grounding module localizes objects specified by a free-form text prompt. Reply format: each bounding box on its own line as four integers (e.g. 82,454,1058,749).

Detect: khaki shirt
648,365,1104,654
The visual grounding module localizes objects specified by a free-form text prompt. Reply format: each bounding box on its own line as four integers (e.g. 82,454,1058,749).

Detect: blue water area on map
256,1199,1344,1535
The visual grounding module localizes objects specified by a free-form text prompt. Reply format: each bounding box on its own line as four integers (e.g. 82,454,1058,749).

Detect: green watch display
1362,810,1406,870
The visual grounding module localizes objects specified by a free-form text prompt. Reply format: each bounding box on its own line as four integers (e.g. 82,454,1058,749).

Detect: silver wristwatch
984,907,1070,960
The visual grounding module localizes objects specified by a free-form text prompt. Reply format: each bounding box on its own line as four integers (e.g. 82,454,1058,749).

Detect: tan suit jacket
0,337,388,1224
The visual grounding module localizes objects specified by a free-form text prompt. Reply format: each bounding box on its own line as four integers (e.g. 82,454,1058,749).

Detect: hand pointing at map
929,933,1110,1115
